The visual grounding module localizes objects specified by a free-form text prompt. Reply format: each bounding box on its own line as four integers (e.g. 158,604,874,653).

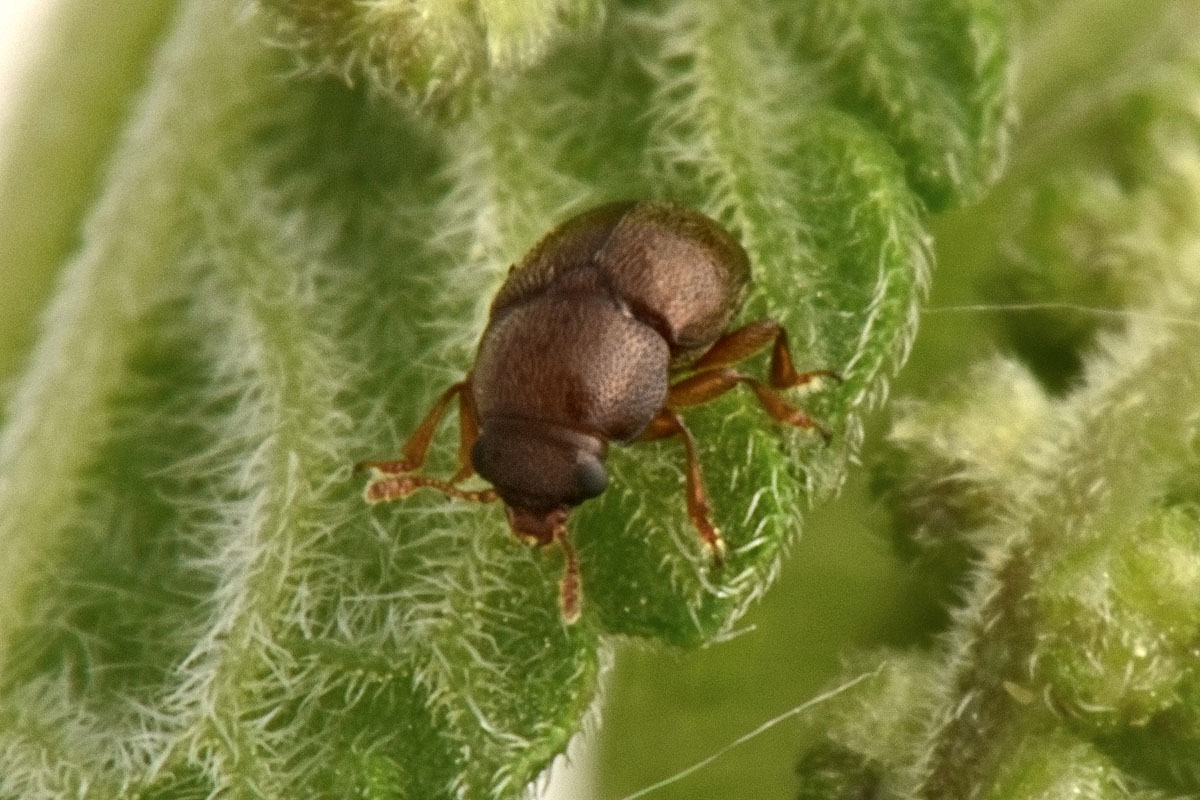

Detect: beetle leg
364,474,499,505
667,368,832,444
504,506,581,623
692,320,777,370
639,408,726,564
355,379,472,476
358,378,494,502
555,525,582,624
448,387,481,484
691,320,841,389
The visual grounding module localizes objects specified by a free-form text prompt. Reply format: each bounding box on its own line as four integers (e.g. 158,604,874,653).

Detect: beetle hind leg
667,367,833,444
692,319,841,390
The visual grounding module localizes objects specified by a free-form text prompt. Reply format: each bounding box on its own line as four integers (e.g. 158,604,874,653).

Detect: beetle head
471,418,608,542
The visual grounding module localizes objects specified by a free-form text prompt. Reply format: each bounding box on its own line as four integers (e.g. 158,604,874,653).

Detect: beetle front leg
692,320,840,389
364,476,499,505
358,377,488,503
640,408,726,564
356,376,480,483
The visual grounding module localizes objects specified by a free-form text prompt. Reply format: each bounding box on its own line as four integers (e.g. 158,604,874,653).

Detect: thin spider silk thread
617,669,879,800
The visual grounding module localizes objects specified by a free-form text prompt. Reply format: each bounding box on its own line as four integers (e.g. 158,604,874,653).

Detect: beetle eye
574,456,608,500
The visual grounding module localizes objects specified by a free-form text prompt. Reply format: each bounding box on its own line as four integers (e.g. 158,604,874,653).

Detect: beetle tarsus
365,474,498,505
354,458,414,476
363,475,414,503
788,368,843,388
702,524,726,567
691,503,725,567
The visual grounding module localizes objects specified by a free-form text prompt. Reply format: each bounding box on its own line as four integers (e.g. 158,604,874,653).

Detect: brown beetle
358,201,836,623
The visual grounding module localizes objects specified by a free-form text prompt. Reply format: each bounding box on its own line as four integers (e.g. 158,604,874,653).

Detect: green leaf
789,0,1013,209
0,0,1009,796
800,8,1200,797
573,0,944,643
254,0,605,108
0,0,176,411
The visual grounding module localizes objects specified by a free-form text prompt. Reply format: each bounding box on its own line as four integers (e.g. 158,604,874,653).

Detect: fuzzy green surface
0,0,1012,798
797,2,1200,798
254,0,605,108
0,0,175,409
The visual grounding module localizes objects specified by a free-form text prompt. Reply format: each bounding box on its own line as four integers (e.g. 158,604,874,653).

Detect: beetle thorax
471,288,671,443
